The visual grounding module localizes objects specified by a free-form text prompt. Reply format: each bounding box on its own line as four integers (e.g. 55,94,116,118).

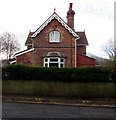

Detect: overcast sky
0,0,114,58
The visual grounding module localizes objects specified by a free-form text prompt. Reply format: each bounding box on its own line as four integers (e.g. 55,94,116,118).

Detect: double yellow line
2,99,116,108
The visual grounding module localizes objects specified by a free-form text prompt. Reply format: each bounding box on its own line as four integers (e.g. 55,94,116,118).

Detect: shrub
2,64,114,82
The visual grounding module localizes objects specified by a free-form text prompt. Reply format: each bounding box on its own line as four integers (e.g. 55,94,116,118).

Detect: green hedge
2,64,116,82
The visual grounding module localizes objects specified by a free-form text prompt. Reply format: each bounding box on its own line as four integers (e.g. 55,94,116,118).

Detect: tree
102,39,116,68
103,39,115,60
0,32,20,60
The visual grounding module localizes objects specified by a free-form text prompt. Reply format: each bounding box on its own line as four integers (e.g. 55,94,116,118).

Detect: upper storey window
49,31,60,43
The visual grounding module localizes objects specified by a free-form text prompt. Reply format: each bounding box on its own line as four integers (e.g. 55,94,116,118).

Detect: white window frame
44,57,65,68
49,31,60,43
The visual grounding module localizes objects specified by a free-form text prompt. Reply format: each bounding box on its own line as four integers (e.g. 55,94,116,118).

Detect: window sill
49,42,61,43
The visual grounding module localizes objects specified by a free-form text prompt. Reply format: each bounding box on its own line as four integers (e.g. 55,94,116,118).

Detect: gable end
31,12,80,38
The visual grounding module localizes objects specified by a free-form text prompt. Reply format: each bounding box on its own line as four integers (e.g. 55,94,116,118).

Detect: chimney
67,3,75,29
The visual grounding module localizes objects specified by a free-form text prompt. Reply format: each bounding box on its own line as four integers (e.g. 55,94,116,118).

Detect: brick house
15,3,96,67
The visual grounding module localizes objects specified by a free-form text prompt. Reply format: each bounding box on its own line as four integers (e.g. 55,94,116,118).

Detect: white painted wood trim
31,13,79,38
10,60,16,64
15,48,34,57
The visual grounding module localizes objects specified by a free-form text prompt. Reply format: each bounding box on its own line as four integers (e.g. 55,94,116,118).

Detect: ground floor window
44,57,64,68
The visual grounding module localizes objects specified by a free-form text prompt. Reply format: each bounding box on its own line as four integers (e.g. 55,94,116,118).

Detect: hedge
2,64,116,82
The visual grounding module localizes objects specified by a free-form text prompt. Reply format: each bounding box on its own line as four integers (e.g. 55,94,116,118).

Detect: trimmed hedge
2,64,116,82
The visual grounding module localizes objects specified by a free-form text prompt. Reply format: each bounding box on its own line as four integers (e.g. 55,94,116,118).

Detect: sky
0,0,114,59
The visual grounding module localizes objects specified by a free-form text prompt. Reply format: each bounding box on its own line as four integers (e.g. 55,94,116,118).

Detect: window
45,58,48,62
49,31,60,43
50,58,58,62
44,57,64,68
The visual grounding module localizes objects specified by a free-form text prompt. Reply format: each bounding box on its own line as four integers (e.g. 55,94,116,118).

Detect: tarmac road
2,101,116,118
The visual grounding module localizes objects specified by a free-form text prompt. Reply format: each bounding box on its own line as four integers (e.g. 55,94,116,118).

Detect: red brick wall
34,19,74,47
16,51,34,66
77,53,96,67
77,46,86,55
32,19,76,67
16,19,95,68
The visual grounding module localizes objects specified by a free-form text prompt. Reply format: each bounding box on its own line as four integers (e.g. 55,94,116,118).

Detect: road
2,101,116,118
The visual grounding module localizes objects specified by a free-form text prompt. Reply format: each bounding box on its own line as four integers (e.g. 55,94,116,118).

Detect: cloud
0,0,114,58
77,0,114,20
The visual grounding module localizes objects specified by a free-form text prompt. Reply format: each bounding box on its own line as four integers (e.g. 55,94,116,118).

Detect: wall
33,19,75,67
77,53,96,67
77,46,86,55
3,80,116,98
15,18,96,67
16,51,34,66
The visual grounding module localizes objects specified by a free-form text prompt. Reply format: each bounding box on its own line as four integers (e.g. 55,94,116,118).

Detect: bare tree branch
102,39,116,68
0,32,20,60
102,39,115,60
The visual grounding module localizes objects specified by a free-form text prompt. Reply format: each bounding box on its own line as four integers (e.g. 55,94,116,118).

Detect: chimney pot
69,3,72,10
67,3,75,29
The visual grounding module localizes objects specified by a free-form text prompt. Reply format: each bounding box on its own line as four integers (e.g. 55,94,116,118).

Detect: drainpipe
75,38,79,67
75,38,77,67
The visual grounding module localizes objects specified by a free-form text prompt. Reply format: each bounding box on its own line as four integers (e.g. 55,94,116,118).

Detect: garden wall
2,80,116,99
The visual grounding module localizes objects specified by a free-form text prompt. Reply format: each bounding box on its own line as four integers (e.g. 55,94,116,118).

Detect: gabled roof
25,32,34,46
76,32,88,46
25,12,88,47
31,12,79,38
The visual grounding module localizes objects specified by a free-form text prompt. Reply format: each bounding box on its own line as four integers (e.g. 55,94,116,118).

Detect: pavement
2,94,116,108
